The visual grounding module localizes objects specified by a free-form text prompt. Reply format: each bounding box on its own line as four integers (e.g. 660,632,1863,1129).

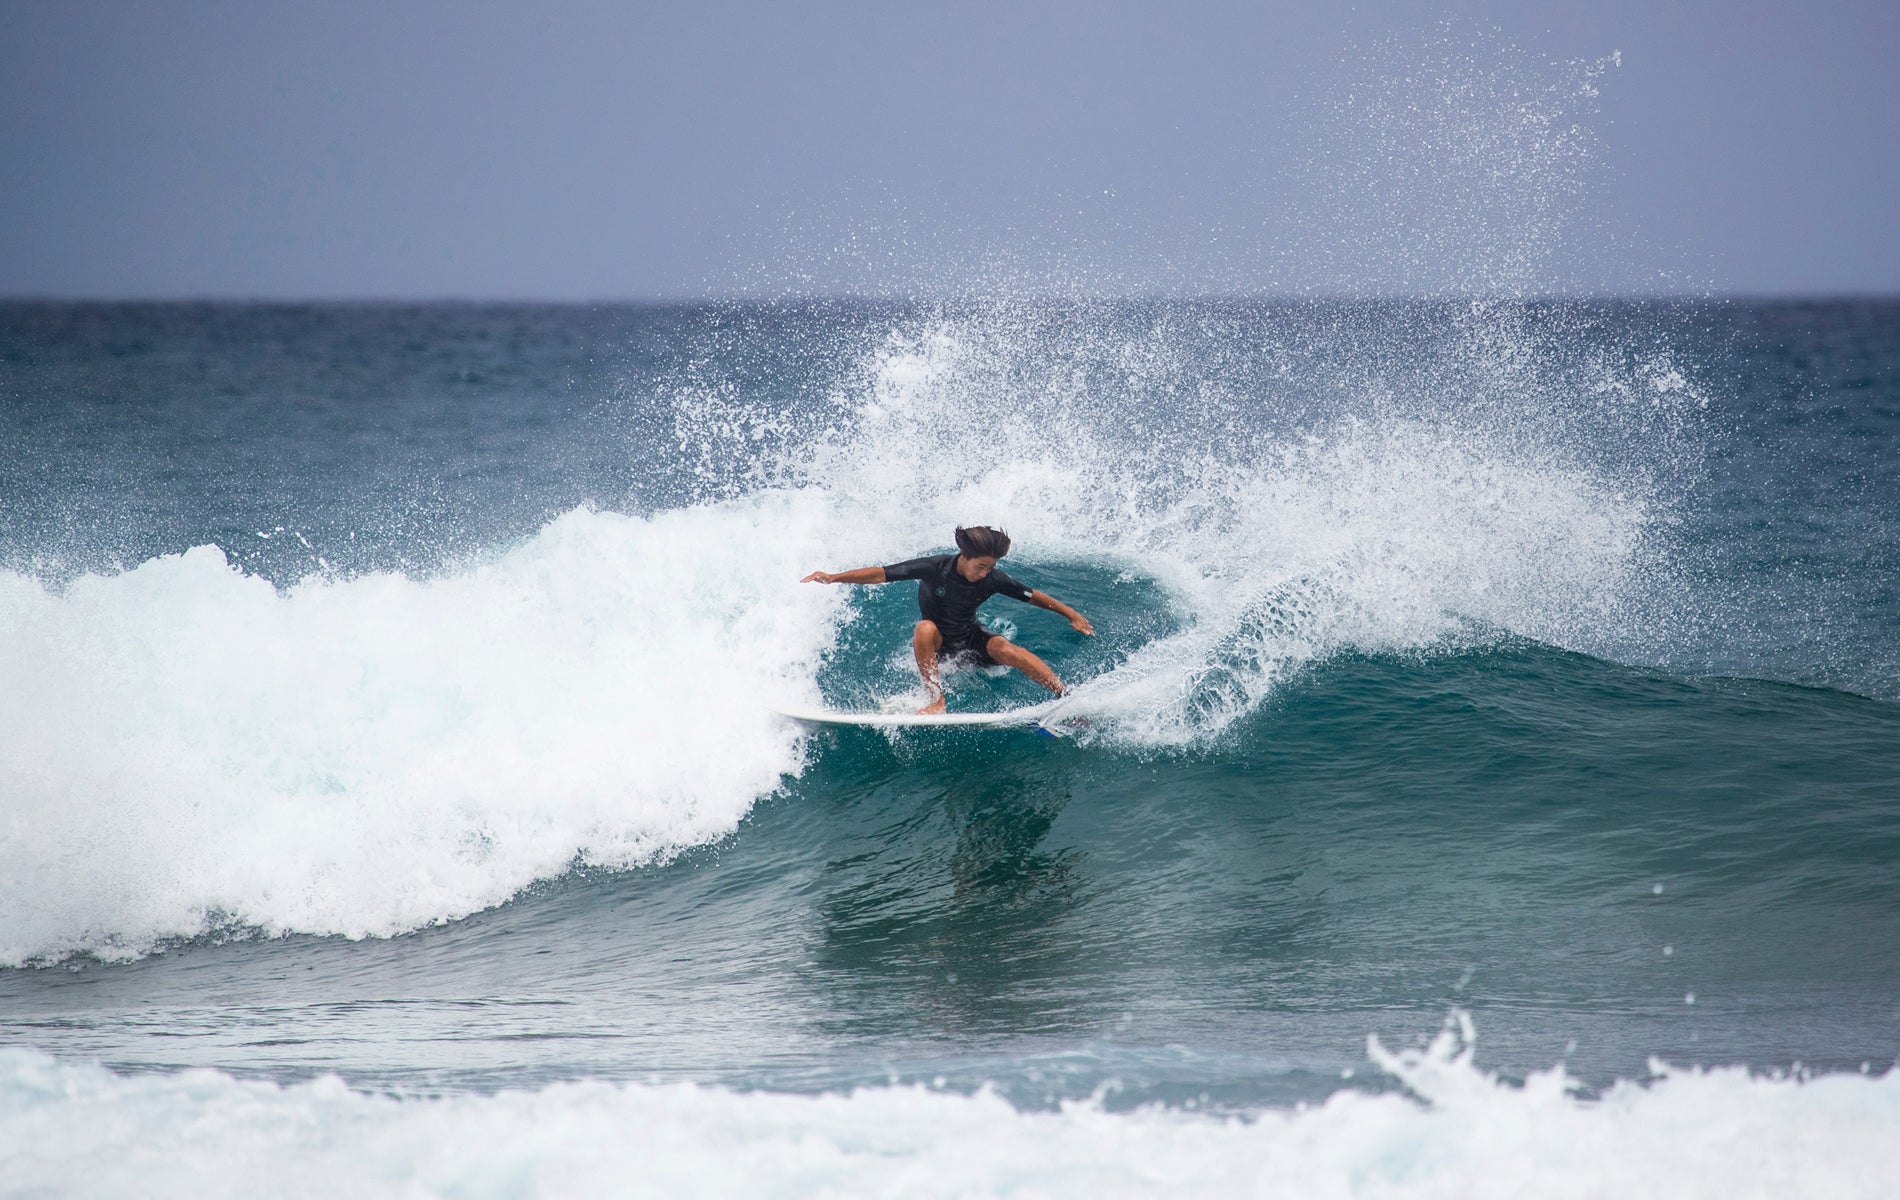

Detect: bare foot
916,695,947,714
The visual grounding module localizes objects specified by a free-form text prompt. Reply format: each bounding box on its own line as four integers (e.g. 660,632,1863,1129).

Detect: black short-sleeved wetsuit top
882,553,1035,662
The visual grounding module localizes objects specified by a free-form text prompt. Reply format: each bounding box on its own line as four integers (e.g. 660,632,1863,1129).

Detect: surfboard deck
771,699,1065,730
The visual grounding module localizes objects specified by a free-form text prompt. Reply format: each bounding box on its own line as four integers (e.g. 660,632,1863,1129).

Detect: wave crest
0,500,838,965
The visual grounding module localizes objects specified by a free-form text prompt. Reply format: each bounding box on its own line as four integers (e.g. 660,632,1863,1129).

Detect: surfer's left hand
1070,614,1095,636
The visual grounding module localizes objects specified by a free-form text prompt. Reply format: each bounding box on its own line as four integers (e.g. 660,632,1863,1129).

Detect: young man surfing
801,526,1094,713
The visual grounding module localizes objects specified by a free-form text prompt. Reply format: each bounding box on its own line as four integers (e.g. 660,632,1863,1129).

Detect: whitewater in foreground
4,1017,1894,1199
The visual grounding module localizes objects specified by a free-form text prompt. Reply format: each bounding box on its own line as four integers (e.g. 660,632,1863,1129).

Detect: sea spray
708,301,1693,744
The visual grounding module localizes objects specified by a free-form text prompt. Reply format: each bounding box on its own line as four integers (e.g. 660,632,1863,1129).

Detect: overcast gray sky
3,0,1895,299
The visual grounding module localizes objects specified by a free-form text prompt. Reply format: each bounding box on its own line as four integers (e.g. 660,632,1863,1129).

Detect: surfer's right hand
800,571,834,584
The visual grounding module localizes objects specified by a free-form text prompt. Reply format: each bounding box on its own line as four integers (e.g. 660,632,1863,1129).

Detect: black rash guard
882,553,1035,652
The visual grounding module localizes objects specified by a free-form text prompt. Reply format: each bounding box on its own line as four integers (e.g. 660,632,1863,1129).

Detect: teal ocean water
1,299,1896,1194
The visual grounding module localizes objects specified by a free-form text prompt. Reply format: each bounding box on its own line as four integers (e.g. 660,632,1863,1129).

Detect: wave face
0,299,1897,1133
0,299,1722,965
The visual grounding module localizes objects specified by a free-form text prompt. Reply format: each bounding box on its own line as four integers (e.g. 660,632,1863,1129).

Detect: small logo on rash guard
935,587,946,596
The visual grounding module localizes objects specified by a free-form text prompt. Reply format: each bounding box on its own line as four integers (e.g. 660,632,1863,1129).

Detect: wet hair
954,525,1011,559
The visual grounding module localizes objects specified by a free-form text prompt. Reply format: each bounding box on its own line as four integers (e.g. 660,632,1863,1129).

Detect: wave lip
1,1017,1893,1199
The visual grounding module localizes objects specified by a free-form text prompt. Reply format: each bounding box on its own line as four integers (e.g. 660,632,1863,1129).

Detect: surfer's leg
985,636,1065,697
912,620,947,713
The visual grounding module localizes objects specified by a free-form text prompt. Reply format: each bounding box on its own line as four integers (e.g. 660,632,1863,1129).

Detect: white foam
1,1017,1891,1199
0,496,847,966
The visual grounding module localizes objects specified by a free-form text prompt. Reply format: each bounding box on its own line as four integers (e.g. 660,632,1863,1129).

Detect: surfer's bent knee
914,620,942,646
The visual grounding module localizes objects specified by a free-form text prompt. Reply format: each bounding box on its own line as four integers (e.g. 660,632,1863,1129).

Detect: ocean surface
1,297,1896,1195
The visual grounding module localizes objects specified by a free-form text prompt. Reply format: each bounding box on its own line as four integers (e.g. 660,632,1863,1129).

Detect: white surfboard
771,699,1067,730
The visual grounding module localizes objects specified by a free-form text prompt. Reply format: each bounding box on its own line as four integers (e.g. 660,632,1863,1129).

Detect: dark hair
954,525,1011,559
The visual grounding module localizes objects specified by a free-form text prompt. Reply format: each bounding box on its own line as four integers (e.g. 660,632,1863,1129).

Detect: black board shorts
938,623,1001,665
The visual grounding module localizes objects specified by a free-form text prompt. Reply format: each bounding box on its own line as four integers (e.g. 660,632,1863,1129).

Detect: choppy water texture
1,299,1896,1193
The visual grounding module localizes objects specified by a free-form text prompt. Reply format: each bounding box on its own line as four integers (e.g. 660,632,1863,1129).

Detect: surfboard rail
770,699,1067,730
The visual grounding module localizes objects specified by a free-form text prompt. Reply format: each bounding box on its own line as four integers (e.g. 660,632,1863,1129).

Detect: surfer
801,526,1094,713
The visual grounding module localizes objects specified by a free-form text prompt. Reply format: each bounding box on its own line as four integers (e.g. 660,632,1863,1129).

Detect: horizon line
3,288,1897,306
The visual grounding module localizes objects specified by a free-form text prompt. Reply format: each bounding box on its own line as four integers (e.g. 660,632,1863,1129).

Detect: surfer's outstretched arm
1027,589,1095,636
801,567,888,585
